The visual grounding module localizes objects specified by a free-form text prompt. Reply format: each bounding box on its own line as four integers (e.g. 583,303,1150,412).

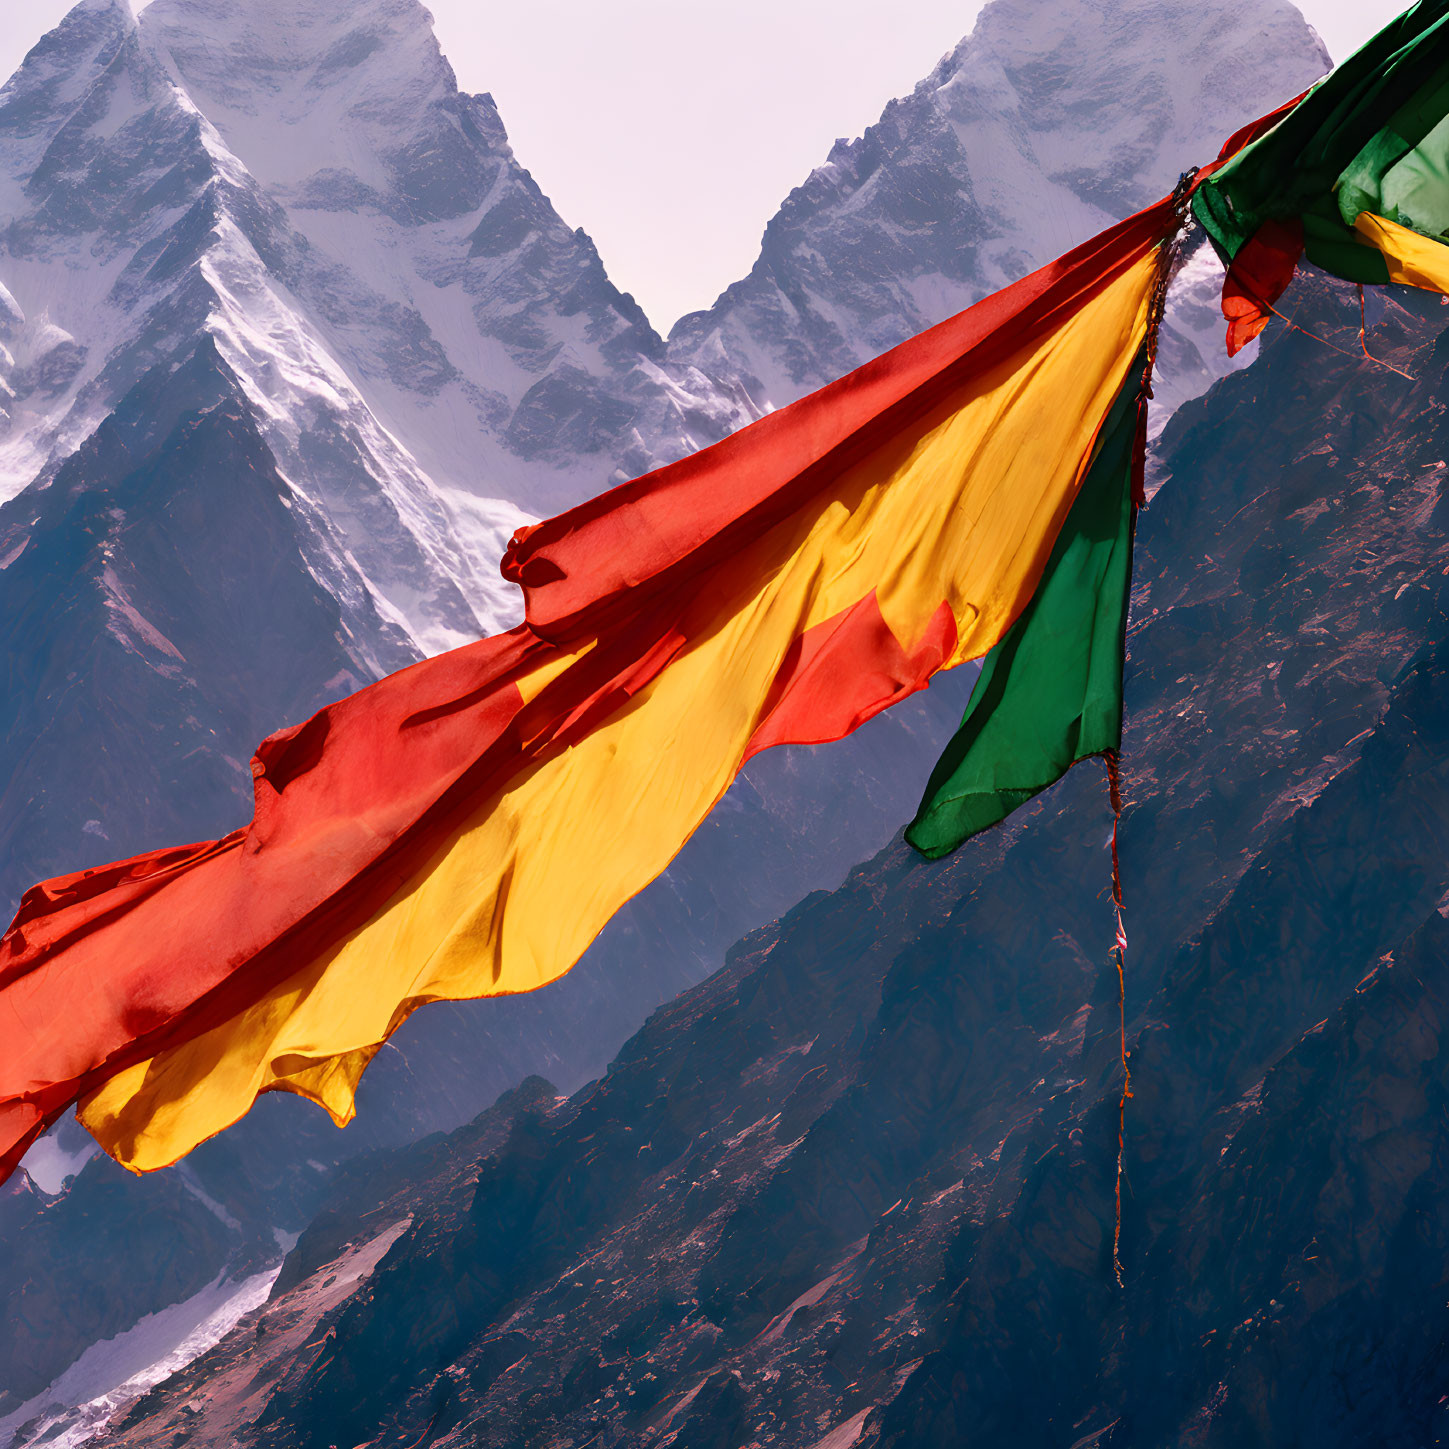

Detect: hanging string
1358,284,1416,381
1104,174,1192,1288
1105,750,1131,1289
1258,292,1414,380
1099,182,1411,1288
1102,190,1409,1291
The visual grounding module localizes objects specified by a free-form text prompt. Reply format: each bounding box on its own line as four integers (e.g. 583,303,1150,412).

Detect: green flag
906,360,1141,858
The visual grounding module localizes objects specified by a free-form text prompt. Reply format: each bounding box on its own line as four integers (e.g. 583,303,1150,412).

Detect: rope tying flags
1104,168,1190,1285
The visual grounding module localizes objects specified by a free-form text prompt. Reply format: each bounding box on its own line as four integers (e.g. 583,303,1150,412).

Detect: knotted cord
1105,749,1131,1288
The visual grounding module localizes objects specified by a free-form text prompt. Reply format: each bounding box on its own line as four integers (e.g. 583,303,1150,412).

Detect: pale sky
0,0,1413,329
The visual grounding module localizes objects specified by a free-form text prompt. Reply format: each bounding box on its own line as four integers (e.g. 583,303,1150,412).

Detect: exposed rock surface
75,276,1449,1448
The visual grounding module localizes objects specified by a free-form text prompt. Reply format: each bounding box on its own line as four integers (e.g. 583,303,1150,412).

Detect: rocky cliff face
77,275,1449,1449
0,0,1335,1427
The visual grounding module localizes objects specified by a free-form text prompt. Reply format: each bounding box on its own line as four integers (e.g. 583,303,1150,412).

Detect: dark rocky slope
86,273,1449,1449
0,339,386,908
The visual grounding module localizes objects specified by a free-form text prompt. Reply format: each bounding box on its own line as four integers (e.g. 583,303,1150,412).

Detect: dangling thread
399,1411,442,1449
1106,750,1131,1289
1102,176,1192,1286
1358,284,1416,381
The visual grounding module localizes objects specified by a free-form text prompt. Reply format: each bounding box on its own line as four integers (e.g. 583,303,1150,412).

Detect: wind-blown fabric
905,351,1144,859
1193,0,1449,350
0,200,1174,1180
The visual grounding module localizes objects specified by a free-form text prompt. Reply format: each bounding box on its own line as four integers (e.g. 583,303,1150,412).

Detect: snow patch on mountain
16,1128,98,1197
0,1265,280,1449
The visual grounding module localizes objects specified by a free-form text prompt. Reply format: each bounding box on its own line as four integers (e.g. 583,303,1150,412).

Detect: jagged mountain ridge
0,0,1336,1430
0,0,731,662
85,274,1449,1449
667,0,1329,425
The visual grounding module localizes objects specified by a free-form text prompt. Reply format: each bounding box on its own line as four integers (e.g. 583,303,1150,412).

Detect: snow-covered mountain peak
0,0,738,665
141,0,477,216
0,0,142,200
0,0,1338,670
932,0,1330,234
668,0,1330,413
